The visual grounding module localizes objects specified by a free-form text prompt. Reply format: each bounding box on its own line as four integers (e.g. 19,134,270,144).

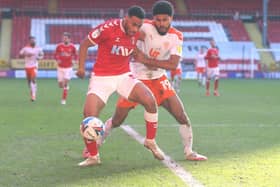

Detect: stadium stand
270,43,280,62
0,0,16,8
56,0,178,16
9,14,260,73
2,0,280,77
18,0,48,12
185,0,280,18
0,0,48,11
267,21,280,43
11,16,31,58
217,19,251,41
185,0,262,16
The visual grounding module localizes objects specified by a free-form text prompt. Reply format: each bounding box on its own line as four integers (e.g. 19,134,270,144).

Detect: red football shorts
117,75,176,108
196,67,205,73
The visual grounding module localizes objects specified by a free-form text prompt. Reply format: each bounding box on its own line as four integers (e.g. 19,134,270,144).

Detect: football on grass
81,116,105,141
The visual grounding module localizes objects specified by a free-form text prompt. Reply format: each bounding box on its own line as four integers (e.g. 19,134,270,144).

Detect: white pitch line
127,123,280,128
121,125,205,187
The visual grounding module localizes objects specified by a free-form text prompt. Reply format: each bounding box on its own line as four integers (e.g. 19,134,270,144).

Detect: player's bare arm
76,38,95,78
133,48,180,70
138,30,146,41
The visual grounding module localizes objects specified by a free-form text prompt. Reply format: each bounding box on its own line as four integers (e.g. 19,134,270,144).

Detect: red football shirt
88,19,139,76
55,43,77,68
205,47,219,68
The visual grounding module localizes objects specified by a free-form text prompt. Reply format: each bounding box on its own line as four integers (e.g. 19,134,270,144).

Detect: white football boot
78,154,101,167
144,139,165,160
186,151,207,161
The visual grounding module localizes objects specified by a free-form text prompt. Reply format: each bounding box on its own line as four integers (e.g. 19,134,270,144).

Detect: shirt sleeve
170,37,183,57
19,47,25,56
38,48,44,60
87,23,107,45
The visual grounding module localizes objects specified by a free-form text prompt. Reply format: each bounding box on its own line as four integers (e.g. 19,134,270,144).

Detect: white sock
202,76,206,86
97,117,112,147
30,82,37,97
179,125,193,156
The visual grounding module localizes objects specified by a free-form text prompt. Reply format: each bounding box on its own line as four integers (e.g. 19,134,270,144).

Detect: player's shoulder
21,45,28,50
141,19,155,29
36,46,43,51
143,19,153,25
69,43,76,48
56,42,64,47
168,27,183,41
99,18,121,31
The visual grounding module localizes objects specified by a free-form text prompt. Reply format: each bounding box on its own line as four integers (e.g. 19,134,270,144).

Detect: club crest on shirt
177,46,182,55
91,29,101,39
115,37,120,42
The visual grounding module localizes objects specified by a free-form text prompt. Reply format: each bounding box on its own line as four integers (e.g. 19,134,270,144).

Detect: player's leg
161,95,207,161
62,67,73,103
97,97,136,147
79,75,115,166
79,93,105,166
118,75,164,160
57,68,64,103
128,82,158,137
197,71,201,86
170,70,175,88
60,78,69,105
57,68,70,104
213,67,220,96
25,68,31,99
202,70,206,86
205,68,211,96
29,68,37,101
176,72,182,93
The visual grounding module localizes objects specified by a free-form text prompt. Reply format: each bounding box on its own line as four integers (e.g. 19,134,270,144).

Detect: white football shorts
207,67,220,79
57,67,73,82
87,72,140,104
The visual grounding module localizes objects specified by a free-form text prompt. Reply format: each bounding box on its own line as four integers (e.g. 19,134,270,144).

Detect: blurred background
0,0,279,79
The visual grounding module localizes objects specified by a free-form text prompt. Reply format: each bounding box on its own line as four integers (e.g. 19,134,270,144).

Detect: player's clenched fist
76,68,85,79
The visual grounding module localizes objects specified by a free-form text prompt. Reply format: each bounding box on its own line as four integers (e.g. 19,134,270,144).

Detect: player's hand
145,64,158,71
26,53,33,58
211,54,218,59
76,68,85,79
133,48,147,64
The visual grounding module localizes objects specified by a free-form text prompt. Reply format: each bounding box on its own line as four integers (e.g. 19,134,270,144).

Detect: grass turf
0,78,279,187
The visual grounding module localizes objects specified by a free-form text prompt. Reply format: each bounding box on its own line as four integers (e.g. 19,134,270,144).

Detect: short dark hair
152,0,174,17
128,5,145,19
29,36,35,40
63,32,71,38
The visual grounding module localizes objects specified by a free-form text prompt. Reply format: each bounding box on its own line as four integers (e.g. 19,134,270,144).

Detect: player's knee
176,112,191,126
112,117,123,127
58,82,63,88
144,97,157,112
139,92,157,112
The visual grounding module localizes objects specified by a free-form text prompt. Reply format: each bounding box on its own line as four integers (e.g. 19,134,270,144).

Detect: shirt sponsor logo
111,45,133,56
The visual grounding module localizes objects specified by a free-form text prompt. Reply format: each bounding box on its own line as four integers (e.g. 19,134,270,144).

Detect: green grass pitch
0,78,279,187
